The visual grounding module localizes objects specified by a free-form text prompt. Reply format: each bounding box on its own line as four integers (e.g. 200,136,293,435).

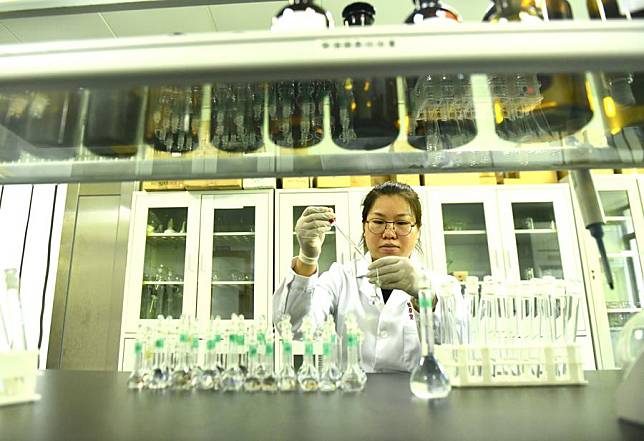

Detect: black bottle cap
342,2,376,26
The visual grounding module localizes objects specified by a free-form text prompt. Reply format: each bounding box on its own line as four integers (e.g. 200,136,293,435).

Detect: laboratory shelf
1,22,644,184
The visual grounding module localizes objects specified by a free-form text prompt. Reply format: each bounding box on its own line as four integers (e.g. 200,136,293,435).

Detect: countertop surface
1,370,643,441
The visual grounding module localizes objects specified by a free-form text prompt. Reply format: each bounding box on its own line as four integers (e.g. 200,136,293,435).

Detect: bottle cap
342,2,376,26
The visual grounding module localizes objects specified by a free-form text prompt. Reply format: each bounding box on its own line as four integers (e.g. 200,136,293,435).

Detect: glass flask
587,0,644,149
409,281,451,399
210,83,264,152
330,2,399,150
296,315,320,391
485,0,593,143
269,0,332,148
405,0,477,151
277,314,298,392
0,89,82,160
144,85,201,153
127,341,147,390
340,313,367,392
84,87,145,157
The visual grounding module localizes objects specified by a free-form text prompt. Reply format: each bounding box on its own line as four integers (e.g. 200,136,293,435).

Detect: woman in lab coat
273,181,459,373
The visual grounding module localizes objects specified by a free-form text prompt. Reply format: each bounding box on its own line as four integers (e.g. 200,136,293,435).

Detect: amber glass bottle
269,0,332,148
330,2,399,150
587,0,644,148
85,88,145,157
405,0,477,150
485,0,593,143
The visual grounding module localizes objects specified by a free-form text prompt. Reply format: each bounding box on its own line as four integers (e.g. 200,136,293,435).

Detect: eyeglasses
365,219,416,236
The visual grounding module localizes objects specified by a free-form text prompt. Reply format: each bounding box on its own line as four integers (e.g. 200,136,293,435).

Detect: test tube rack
0,351,41,406
435,343,587,387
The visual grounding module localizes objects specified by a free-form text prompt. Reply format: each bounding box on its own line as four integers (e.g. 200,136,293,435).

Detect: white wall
0,184,66,369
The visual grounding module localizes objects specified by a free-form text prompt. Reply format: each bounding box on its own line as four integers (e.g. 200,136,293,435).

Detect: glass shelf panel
1,23,644,183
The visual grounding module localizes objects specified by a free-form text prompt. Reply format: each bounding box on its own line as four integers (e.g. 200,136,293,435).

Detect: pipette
570,170,614,289
329,218,365,259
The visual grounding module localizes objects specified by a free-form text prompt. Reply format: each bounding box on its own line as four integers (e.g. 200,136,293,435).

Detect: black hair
361,181,422,227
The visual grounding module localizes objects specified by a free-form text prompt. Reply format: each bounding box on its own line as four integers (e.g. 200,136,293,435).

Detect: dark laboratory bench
0,370,642,441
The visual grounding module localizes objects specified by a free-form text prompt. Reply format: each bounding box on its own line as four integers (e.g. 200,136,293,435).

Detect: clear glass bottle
297,315,320,391
269,1,332,148
262,333,279,392
84,87,144,157
405,1,477,150
196,337,222,391
169,332,193,390
319,331,342,392
144,85,201,153
330,2,399,150
127,341,147,390
587,0,644,148
244,338,262,392
486,0,593,142
409,281,451,399
340,328,366,392
147,337,169,390
222,315,245,392
277,315,298,392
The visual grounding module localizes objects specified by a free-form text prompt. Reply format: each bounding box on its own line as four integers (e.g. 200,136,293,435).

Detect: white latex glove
294,206,335,265
366,256,423,298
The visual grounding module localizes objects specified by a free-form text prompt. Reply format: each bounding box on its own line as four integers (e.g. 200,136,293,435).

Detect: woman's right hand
294,206,335,266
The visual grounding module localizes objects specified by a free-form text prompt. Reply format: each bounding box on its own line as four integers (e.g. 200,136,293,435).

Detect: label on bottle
410,15,459,25
272,9,330,32
206,339,216,351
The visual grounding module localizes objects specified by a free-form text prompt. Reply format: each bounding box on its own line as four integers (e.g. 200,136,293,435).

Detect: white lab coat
273,253,461,373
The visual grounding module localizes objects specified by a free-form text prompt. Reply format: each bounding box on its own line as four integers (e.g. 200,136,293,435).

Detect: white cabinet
119,190,273,370
426,184,594,368
573,175,644,369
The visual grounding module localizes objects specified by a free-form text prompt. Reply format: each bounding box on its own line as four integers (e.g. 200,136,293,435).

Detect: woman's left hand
366,256,422,298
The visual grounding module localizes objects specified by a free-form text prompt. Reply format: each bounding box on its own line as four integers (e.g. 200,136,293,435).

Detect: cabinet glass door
599,190,643,366
276,191,350,285
209,206,256,319
441,203,492,280
511,202,564,280
140,207,189,319
197,192,271,324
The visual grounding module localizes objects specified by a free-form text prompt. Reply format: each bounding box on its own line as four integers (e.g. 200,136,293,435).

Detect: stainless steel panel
48,181,135,370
